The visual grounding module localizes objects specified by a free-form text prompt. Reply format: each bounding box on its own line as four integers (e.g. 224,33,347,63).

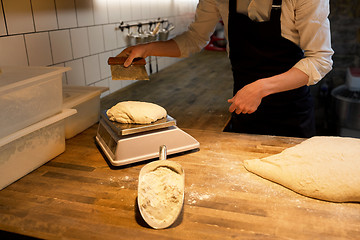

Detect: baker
118,0,334,138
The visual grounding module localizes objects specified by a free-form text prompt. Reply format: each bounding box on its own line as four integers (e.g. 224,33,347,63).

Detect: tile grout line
53,0,60,30
0,0,8,35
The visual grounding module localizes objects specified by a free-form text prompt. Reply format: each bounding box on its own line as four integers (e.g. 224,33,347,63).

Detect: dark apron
227,0,315,138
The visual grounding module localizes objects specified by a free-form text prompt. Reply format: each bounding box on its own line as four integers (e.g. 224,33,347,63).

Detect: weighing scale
95,111,200,166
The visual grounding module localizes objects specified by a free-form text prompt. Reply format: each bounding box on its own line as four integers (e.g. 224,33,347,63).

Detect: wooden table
0,125,359,239
1,51,359,239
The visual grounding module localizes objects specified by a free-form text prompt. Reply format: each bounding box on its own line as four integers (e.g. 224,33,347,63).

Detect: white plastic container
0,109,76,190
63,85,108,139
0,66,70,139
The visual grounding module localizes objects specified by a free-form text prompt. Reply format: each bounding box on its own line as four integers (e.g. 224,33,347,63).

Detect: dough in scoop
244,136,360,202
106,101,167,124
138,166,184,226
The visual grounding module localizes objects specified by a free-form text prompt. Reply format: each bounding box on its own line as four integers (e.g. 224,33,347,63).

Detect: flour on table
106,101,167,124
244,136,360,202
138,166,184,226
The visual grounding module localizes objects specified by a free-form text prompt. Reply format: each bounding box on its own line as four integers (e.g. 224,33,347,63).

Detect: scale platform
96,110,200,166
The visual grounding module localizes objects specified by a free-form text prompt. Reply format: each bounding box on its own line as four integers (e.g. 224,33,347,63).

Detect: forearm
228,67,309,114
144,39,181,58
118,39,181,67
258,67,309,98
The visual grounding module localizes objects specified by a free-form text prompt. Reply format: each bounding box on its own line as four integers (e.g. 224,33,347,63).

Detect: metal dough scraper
108,57,149,80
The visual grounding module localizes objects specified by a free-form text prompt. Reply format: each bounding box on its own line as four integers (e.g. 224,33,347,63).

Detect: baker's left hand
228,81,264,114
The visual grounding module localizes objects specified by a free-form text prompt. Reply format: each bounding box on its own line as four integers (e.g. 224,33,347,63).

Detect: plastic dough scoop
137,145,185,229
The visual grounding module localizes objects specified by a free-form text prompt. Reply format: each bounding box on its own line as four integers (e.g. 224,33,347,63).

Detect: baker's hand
228,81,264,114
117,44,149,67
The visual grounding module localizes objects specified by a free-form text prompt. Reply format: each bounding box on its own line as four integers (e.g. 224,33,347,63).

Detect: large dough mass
106,101,167,124
244,136,360,202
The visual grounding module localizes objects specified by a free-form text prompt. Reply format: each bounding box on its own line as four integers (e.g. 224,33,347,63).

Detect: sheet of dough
106,101,167,124
244,136,360,202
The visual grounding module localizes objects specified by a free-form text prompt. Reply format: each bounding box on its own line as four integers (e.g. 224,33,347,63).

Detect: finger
124,56,135,67
227,98,234,103
235,109,241,114
228,103,236,113
247,108,257,114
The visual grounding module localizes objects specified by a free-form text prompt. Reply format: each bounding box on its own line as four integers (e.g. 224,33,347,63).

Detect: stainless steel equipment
331,68,360,138
95,111,200,166
331,85,360,137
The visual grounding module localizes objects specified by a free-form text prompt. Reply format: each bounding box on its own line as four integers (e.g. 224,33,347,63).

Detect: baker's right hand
117,44,149,67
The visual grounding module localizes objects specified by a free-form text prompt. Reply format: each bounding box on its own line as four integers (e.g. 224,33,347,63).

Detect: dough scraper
108,57,149,80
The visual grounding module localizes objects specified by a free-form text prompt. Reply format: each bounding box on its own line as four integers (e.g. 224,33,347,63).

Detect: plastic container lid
62,85,109,109
0,109,77,148
0,66,71,94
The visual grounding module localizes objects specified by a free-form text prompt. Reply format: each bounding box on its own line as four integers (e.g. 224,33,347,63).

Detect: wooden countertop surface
1,51,359,239
0,125,359,239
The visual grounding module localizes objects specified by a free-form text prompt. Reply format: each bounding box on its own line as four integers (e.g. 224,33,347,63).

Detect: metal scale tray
96,110,200,166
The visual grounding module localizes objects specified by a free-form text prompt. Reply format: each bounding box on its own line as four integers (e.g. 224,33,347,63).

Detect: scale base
96,119,200,166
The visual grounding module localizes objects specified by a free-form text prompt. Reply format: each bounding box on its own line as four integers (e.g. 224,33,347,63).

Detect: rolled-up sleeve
173,0,222,58
292,0,334,85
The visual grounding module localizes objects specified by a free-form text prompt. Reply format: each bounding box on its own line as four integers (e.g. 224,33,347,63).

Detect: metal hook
149,21,154,31
137,23,143,33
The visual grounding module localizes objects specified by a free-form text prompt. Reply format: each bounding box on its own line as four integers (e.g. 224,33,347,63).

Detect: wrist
142,43,152,58
256,78,272,98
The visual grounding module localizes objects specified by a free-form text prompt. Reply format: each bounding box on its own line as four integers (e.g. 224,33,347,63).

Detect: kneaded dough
106,101,167,124
244,136,360,202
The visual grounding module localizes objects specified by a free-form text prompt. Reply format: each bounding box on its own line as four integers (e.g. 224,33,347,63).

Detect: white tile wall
88,26,105,54
65,59,86,86
141,0,151,20
55,0,77,29
116,29,127,49
83,55,101,85
0,35,28,66
70,27,90,59
93,0,108,25
119,1,132,21
109,78,123,93
31,0,58,31
75,0,95,27
0,0,198,96
94,78,110,97
131,0,142,21
103,24,117,51
49,29,73,63
149,0,159,19
99,51,112,79
107,0,121,23
3,0,34,34
25,32,53,66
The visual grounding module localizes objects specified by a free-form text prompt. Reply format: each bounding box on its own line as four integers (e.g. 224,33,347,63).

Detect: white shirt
173,0,334,85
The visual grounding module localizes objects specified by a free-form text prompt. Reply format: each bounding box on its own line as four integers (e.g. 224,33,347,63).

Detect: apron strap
272,0,282,9
270,0,282,21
